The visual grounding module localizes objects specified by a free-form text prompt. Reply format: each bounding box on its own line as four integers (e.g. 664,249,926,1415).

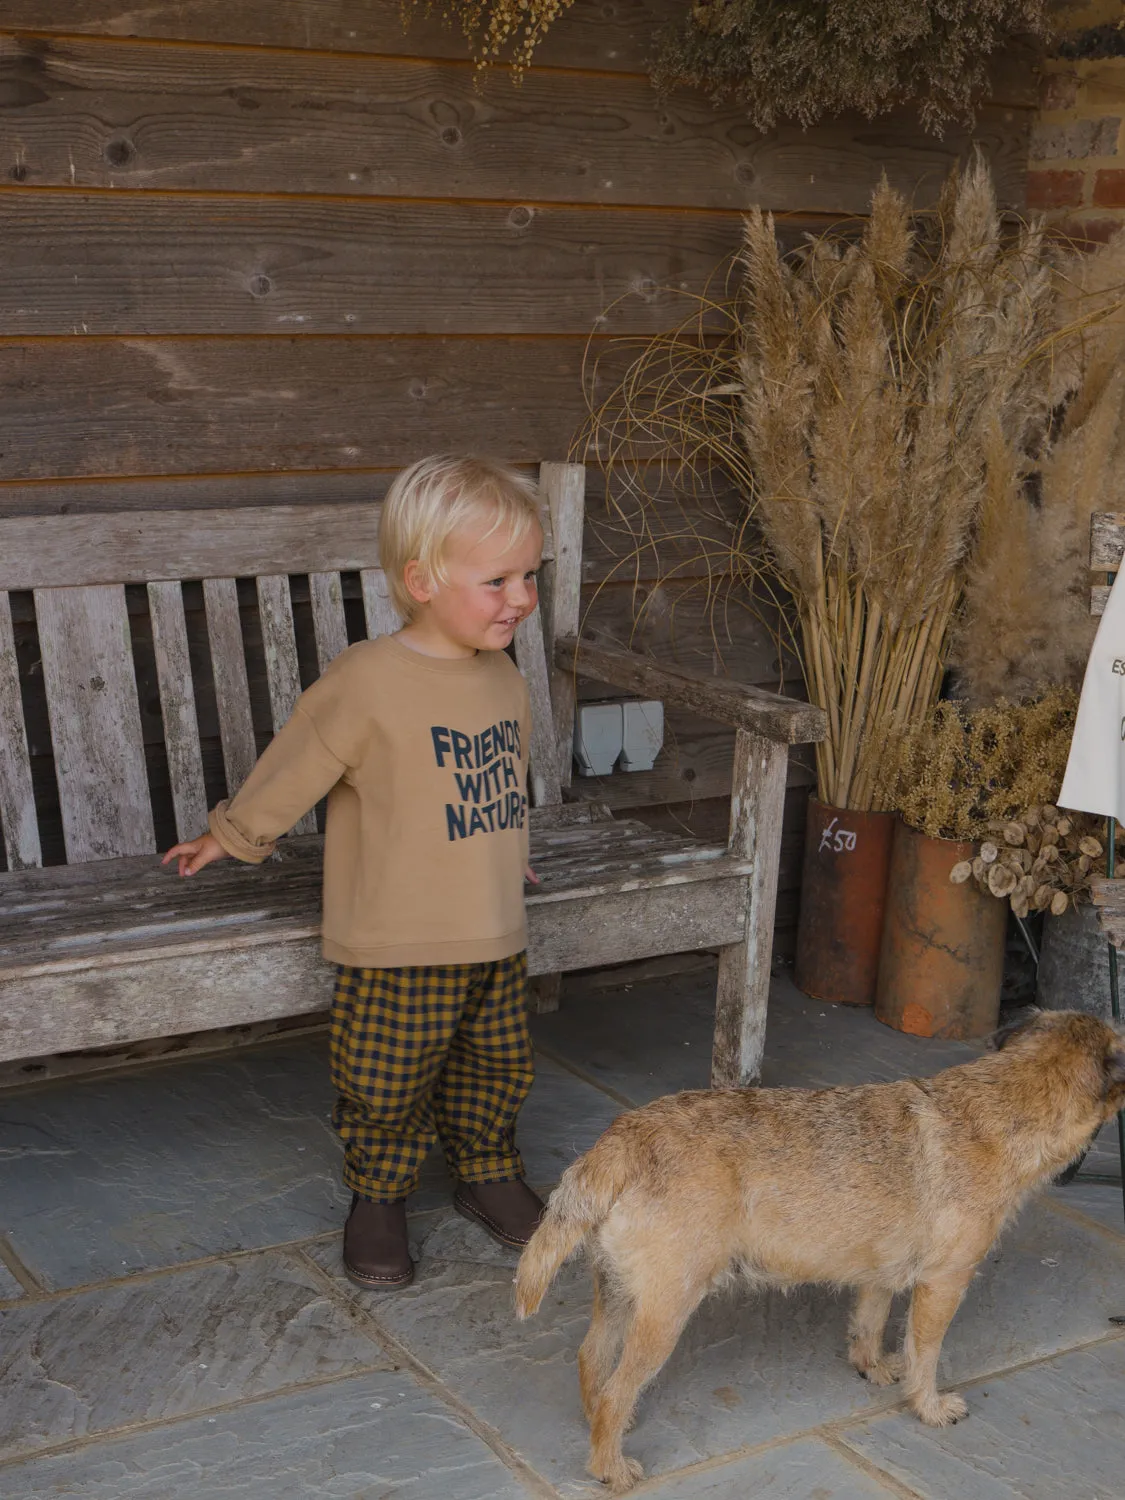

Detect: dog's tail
514,1136,629,1319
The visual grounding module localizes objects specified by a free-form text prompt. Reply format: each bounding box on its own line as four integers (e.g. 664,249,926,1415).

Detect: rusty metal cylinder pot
794,797,896,1007
875,819,1006,1040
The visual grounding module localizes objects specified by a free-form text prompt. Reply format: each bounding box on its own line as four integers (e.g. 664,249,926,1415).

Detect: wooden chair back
0,463,584,872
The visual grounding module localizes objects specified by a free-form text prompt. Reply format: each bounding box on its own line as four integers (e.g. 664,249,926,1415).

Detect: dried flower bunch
655,0,1050,134
405,0,1047,134
949,806,1109,918
405,0,571,71
882,690,1080,842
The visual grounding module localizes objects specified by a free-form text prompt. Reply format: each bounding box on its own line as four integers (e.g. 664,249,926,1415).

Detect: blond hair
379,455,543,619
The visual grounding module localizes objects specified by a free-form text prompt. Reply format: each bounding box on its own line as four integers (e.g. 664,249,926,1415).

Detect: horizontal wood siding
0,2,1034,947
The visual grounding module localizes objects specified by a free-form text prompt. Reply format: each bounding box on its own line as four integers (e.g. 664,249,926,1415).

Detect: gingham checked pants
329,952,535,1201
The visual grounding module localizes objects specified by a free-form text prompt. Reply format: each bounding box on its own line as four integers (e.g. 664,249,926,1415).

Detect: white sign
1060,568,1125,822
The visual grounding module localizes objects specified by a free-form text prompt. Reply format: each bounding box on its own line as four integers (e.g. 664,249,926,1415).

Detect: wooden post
712,729,788,1088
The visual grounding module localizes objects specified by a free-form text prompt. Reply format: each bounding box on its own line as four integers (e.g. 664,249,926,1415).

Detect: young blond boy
164,455,546,1288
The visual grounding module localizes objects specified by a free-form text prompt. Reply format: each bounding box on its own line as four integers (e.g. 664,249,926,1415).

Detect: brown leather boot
453,1178,545,1249
343,1195,414,1289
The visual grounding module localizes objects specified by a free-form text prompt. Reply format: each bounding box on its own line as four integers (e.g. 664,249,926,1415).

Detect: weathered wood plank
308,571,350,672
359,568,401,638
559,635,826,743
0,193,753,337
147,580,208,842
0,0,674,73
0,504,383,590
202,577,257,796
0,337,610,480
1092,582,1112,617
1090,512,1125,569
256,574,317,834
0,590,41,870
0,873,746,1058
0,37,1031,212
712,729,788,1086
514,605,563,808
540,461,585,790
33,584,155,861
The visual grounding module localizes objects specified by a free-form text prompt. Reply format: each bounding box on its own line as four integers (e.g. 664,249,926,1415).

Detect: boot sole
343,1259,415,1290
453,1192,531,1250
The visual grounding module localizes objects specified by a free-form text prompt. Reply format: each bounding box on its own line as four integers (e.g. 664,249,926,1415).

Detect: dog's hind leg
579,1267,630,1422
848,1285,903,1386
587,1285,703,1494
903,1272,973,1426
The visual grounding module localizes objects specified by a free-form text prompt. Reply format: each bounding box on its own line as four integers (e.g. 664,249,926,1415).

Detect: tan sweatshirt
209,635,531,967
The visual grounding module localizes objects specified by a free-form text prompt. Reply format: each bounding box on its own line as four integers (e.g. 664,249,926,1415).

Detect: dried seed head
988,863,1018,897
1003,822,1026,846
1079,836,1104,859
1051,891,1069,916
1040,826,1059,847
950,860,973,884
980,841,999,864
1012,892,1030,919
1033,883,1053,910
972,856,986,880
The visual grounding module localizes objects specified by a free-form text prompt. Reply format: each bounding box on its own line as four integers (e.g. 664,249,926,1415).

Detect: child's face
405,515,543,656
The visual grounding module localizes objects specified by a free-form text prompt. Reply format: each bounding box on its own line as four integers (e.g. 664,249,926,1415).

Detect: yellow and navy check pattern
329,952,534,1201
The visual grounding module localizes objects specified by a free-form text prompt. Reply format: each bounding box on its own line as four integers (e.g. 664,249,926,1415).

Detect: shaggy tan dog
515,1010,1125,1492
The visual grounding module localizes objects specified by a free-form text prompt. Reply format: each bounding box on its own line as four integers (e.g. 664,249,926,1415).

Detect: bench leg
528,972,562,1014
712,730,788,1088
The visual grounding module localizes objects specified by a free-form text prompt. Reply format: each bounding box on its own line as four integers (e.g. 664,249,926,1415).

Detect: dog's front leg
903,1272,973,1426
848,1285,903,1386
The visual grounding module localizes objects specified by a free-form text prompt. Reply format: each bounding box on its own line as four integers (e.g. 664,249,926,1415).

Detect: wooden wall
0,3,1035,947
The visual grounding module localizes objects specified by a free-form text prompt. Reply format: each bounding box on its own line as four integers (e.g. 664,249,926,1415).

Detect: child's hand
162,833,229,877
525,864,539,885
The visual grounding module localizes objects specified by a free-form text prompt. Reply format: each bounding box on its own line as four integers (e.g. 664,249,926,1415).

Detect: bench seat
0,815,752,1061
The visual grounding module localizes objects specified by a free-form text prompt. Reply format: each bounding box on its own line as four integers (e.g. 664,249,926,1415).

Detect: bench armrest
555,636,827,745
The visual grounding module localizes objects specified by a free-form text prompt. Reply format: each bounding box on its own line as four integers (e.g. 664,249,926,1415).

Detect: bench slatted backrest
0,463,584,870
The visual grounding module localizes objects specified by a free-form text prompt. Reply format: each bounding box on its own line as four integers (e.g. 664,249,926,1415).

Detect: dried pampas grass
582,158,1125,811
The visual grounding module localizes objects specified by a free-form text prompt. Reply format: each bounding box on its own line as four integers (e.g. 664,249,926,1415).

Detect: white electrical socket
619,700,664,772
572,702,625,777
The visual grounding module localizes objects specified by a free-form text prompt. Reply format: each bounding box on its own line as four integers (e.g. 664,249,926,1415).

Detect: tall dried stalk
581,159,1125,812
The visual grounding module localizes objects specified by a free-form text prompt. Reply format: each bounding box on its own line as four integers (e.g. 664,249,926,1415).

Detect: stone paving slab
307,1198,1125,1496
0,1044,349,1290
840,1335,1125,1500
0,1369,533,1500
643,1437,899,1498
1051,1179,1125,1239
0,1257,26,1301
0,1251,389,1462
533,973,978,1107
0,1040,621,1290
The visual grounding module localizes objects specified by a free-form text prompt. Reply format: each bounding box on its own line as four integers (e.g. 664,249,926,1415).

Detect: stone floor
2,967,1124,1499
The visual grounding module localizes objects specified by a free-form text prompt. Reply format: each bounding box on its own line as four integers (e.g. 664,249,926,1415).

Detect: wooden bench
0,463,825,1086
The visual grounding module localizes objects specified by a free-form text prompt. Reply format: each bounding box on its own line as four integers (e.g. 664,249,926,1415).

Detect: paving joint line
290,1242,562,1500
532,1040,642,1112
1040,1188,1125,1242
819,1431,927,1499
0,1233,46,1298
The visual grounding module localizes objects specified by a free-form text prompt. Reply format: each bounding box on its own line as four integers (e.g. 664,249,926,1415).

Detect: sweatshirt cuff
209,801,277,864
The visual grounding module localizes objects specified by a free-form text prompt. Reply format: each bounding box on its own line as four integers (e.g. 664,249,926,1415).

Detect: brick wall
1030,2,1125,241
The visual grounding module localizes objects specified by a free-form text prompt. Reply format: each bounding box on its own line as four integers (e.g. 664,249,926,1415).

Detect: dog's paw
914,1391,968,1427
859,1352,905,1387
590,1455,644,1493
